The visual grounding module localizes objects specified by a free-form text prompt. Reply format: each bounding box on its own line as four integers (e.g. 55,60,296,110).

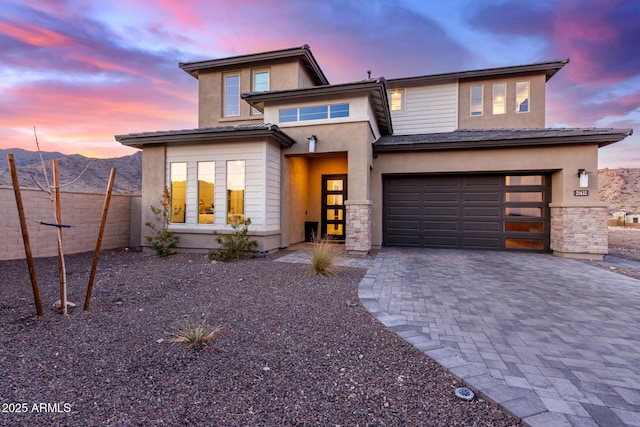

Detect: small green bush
209,217,258,261
309,236,340,276
144,187,180,257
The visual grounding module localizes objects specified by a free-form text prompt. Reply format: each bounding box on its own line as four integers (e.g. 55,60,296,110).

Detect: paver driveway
358,248,640,427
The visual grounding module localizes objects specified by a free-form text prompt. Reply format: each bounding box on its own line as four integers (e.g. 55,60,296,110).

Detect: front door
321,174,347,240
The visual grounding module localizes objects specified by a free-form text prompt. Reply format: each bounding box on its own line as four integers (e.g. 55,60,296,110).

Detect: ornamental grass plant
309,235,340,276
168,319,224,348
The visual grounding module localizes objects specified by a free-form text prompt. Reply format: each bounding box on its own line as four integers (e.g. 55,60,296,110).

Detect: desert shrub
168,319,224,348
144,187,180,257
309,236,340,276
209,217,258,261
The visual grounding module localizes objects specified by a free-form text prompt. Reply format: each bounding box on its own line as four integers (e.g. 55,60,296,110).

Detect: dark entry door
321,174,347,240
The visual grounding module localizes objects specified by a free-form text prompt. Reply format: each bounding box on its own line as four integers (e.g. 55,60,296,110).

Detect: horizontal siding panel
391,82,458,135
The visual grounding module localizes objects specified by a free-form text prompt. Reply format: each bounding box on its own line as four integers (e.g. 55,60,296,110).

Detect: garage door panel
463,206,501,217
424,221,459,231
388,192,420,202
464,237,500,249
425,236,459,248
387,220,421,230
383,173,550,251
464,192,501,203
424,192,459,202
463,221,501,232
386,235,420,246
463,175,502,186
423,207,458,216
388,206,420,215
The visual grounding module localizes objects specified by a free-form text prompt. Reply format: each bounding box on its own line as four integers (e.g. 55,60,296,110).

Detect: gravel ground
0,249,519,427
602,246,640,280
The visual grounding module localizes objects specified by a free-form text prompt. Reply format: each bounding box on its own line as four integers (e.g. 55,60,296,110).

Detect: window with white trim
470,85,483,116
224,74,240,117
252,70,269,115
170,162,187,223
390,89,403,111
197,162,215,224
278,103,349,123
227,160,245,223
493,82,506,115
516,81,530,113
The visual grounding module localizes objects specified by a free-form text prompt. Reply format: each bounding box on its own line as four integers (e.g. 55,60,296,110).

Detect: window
279,108,298,122
516,81,530,113
224,74,240,117
278,103,349,123
390,89,403,111
493,83,506,114
252,70,269,115
227,160,245,223
470,85,483,116
330,103,349,118
300,105,328,121
198,162,215,224
170,162,187,223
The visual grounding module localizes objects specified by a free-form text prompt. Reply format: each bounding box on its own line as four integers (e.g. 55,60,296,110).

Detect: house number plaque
574,190,589,196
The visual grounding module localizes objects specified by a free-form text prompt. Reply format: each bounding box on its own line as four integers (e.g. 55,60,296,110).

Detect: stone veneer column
550,203,609,260
345,200,371,254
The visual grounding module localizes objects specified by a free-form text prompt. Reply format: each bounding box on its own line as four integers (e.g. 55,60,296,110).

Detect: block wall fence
1,187,141,261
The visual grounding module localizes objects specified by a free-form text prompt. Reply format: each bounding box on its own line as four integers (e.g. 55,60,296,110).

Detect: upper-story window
493,82,506,115
252,70,269,115
224,74,240,117
516,81,530,113
279,103,350,123
390,89,404,111
470,85,483,116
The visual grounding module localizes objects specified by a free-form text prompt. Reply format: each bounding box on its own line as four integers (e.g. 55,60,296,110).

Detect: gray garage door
383,174,550,251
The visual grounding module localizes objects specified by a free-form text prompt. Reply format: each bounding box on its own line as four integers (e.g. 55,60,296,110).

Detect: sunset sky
1,0,639,168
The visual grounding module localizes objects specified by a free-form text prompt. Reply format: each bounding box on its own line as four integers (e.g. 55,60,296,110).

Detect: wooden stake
84,168,116,310
7,154,43,316
52,160,68,315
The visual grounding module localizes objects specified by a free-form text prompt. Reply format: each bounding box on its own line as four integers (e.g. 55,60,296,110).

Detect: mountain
598,168,640,213
0,149,141,194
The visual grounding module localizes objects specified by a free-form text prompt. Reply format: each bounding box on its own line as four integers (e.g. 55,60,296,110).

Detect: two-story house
116,45,632,260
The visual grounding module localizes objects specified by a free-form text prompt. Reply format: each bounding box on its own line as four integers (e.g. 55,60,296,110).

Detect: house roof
115,123,297,148
179,45,329,86
386,59,570,87
242,79,393,135
374,128,634,153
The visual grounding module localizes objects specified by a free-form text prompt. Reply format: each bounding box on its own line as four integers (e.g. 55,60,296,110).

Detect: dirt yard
609,226,640,250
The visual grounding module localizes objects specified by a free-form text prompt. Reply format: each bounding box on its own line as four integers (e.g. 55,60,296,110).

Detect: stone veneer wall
345,200,371,253
550,204,608,259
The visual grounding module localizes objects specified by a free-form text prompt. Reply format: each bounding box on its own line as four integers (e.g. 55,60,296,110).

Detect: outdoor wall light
308,135,317,153
578,169,589,188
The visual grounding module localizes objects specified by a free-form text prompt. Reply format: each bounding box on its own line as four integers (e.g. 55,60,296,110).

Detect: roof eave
116,127,296,148
242,79,393,135
178,45,329,85
387,59,570,87
374,130,633,153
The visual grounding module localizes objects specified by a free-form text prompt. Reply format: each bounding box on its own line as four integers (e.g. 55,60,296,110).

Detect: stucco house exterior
116,45,632,260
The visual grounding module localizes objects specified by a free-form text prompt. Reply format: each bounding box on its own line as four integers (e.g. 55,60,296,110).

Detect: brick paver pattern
358,248,640,427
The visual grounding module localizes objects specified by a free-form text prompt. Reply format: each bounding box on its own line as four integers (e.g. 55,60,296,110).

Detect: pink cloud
0,19,72,47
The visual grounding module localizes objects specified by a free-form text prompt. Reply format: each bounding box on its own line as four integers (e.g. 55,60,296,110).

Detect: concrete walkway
357,248,640,427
